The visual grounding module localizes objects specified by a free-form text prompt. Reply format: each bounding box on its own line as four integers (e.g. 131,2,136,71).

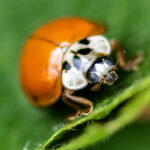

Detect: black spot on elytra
73,55,82,70
79,38,89,45
77,48,92,55
63,61,71,70
32,95,38,101
86,72,99,84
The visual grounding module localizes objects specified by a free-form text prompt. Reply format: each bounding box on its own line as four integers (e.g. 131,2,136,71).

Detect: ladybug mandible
20,17,143,121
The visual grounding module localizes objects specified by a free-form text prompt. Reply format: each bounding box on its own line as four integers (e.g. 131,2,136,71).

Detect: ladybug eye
86,61,100,84
86,72,99,84
105,72,117,84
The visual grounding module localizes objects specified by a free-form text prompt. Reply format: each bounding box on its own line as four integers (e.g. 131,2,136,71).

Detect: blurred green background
0,0,150,149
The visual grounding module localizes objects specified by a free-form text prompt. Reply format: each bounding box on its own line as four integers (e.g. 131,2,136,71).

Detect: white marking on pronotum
87,35,111,55
62,68,88,90
62,35,112,90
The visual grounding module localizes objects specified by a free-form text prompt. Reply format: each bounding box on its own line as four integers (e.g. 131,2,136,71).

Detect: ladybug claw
66,106,93,121
66,111,82,121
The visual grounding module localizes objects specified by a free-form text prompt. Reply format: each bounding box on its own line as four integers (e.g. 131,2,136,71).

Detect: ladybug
20,17,143,121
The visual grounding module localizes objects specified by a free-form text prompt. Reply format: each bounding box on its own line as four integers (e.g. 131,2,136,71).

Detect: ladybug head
86,56,118,86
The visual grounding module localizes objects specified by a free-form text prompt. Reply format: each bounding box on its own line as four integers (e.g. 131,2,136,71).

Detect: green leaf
1,0,150,150
40,76,150,150
57,83,150,150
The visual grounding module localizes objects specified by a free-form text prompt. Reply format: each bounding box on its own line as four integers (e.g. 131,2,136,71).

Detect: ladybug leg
62,96,81,121
62,89,93,121
62,96,82,121
90,80,104,91
110,39,144,71
62,96,81,111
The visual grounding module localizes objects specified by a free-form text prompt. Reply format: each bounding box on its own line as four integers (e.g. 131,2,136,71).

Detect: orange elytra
19,17,105,107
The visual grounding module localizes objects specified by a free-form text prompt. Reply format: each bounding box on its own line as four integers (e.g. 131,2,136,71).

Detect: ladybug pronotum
20,17,143,121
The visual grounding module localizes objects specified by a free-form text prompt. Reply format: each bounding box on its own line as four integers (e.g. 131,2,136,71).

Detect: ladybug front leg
62,95,82,121
90,79,104,91
62,89,93,121
110,39,144,71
